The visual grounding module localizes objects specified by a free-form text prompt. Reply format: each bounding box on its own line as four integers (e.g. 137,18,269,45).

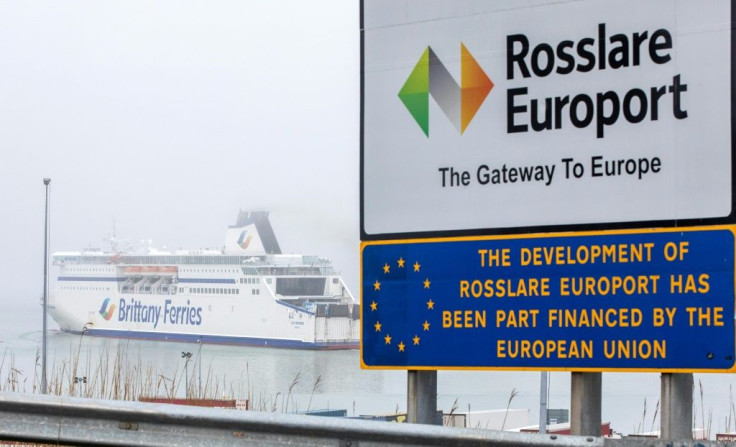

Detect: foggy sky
0,1,361,307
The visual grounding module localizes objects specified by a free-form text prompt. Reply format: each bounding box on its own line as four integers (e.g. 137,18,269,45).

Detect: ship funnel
224,211,282,255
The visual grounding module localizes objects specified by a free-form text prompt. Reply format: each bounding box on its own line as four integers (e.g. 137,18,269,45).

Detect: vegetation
0,341,329,414
2,337,735,439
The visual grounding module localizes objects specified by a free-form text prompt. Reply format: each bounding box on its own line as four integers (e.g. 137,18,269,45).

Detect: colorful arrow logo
98,298,116,321
398,43,493,136
238,230,252,250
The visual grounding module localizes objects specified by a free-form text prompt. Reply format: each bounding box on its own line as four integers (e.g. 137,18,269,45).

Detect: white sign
362,0,733,238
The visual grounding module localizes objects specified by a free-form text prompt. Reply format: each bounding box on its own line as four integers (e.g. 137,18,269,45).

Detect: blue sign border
360,226,736,372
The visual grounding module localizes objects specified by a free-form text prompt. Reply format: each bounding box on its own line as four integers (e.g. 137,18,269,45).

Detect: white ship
49,211,359,349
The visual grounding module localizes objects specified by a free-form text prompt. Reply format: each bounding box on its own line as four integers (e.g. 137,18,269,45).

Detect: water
0,310,734,437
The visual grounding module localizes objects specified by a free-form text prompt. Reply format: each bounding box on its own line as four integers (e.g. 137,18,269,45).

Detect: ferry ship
48,211,359,349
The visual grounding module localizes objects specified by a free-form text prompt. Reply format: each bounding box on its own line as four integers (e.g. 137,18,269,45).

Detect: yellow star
373,280,381,291
384,334,392,344
374,321,382,332
383,263,390,274
370,301,378,311
413,261,421,272
397,257,406,268
413,335,420,345
426,299,434,310
423,320,430,331
398,341,406,352
423,278,431,289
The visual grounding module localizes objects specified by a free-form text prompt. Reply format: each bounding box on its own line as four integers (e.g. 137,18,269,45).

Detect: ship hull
51,287,360,350
50,212,360,351
65,328,359,350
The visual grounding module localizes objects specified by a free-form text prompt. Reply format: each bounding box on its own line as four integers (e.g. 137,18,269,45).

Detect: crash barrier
0,392,726,447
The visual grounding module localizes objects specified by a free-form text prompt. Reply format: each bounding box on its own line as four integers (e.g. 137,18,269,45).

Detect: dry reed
0,339,319,415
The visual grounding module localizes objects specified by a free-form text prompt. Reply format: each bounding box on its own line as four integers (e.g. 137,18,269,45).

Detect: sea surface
0,309,733,437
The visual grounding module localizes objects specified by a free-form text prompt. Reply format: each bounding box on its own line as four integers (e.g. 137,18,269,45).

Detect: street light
41,177,50,394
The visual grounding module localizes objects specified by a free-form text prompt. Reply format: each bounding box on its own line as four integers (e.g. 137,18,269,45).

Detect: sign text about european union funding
360,228,735,371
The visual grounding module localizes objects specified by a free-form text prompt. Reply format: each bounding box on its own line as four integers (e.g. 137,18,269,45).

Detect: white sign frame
361,0,735,240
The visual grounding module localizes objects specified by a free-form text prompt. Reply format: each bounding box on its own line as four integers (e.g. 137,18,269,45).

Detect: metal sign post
571,372,602,436
407,370,437,424
539,372,548,434
661,373,693,439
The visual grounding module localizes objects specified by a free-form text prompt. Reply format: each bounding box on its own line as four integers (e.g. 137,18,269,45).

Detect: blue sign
360,227,736,371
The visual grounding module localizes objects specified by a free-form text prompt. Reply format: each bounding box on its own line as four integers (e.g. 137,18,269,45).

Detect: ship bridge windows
254,266,336,276
275,278,326,296
258,266,321,276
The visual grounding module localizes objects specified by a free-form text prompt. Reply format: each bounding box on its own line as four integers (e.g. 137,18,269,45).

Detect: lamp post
41,178,50,394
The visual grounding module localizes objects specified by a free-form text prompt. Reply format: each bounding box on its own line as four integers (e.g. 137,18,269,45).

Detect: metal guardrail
0,392,728,447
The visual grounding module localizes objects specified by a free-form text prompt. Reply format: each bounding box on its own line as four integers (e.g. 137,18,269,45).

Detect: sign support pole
660,373,693,439
407,370,437,424
539,371,548,434
570,372,601,436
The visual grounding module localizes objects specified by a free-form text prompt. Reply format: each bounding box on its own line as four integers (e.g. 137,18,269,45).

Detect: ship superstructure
49,211,359,349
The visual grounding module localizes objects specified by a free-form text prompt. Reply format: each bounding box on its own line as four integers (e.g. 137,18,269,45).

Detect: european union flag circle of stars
362,244,440,367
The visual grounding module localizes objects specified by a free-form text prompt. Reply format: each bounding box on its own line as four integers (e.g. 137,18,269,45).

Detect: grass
500,387,519,430
0,339,325,415
7,336,736,438
696,379,713,439
634,379,736,440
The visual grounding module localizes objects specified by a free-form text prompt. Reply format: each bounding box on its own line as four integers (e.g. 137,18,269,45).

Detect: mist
0,1,361,311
